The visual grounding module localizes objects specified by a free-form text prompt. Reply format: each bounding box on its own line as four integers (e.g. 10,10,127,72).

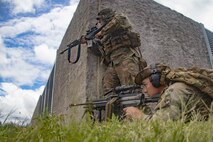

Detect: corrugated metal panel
203,27,213,68
47,65,54,113
36,64,55,115
206,29,213,55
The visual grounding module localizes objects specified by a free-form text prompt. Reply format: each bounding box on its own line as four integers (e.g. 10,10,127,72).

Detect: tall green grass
0,115,212,142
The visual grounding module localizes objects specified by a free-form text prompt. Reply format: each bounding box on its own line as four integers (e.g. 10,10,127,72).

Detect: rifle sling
68,39,81,64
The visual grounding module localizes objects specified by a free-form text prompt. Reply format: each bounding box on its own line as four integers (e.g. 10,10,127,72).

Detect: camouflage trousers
102,55,142,95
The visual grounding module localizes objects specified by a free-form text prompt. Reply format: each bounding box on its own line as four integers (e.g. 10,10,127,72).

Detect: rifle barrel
69,100,107,107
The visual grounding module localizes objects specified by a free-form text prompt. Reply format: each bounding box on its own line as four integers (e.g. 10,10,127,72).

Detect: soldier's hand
95,31,103,39
123,107,144,120
81,35,87,44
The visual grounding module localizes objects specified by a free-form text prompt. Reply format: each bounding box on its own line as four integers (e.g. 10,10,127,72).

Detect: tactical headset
149,64,161,88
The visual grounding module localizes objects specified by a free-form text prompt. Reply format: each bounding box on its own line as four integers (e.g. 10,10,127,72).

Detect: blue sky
0,0,212,124
0,0,79,124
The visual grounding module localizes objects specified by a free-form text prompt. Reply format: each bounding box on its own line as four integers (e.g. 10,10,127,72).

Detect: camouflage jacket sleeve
99,14,132,36
144,82,194,121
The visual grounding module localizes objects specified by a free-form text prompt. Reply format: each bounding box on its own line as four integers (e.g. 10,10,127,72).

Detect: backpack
165,67,213,98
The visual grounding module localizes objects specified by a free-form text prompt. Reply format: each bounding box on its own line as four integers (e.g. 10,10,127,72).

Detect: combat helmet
96,8,115,22
135,63,171,86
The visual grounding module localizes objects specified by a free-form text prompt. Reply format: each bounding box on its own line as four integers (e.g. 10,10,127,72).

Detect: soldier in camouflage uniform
123,63,212,121
95,8,147,95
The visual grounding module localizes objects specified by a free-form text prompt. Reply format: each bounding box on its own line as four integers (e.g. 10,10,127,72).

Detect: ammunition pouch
102,55,111,66
129,47,147,70
103,31,141,55
127,31,141,48
88,40,102,57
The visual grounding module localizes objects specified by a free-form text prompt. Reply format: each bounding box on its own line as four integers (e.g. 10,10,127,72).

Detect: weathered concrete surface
50,0,211,122
98,0,211,68
52,0,100,122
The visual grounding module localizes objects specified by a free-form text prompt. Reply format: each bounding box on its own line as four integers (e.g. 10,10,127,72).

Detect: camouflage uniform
135,64,213,121
97,11,147,94
147,82,212,121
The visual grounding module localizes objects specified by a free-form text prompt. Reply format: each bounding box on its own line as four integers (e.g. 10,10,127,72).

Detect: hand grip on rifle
60,23,106,55
59,23,107,64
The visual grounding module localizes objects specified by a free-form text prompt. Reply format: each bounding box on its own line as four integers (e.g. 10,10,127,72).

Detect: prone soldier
123,63,213,121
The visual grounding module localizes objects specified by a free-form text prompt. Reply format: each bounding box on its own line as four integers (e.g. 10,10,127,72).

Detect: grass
0,114,212,142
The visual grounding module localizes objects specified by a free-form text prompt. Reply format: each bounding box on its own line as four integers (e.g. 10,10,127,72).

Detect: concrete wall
52,0,101,122
98,0,211,68
33,0,212,122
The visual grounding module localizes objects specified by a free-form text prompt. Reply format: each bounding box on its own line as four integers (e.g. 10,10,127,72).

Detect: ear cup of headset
150,73,161,88
149,63,161,88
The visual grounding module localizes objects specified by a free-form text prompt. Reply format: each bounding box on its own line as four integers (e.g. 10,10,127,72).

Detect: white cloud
34,44,56,64
2,0,45,15
0,1,79,124
69,0,80,5
0,82,44,123
30,5,78,48
0,3,79,86
0,4,78,48
0,42,41,86
0,36,52,86
154,0,213,31
0,36,9,65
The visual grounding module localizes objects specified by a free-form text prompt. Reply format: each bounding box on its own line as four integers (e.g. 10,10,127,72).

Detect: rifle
68,85,160,122
60,23,106,64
